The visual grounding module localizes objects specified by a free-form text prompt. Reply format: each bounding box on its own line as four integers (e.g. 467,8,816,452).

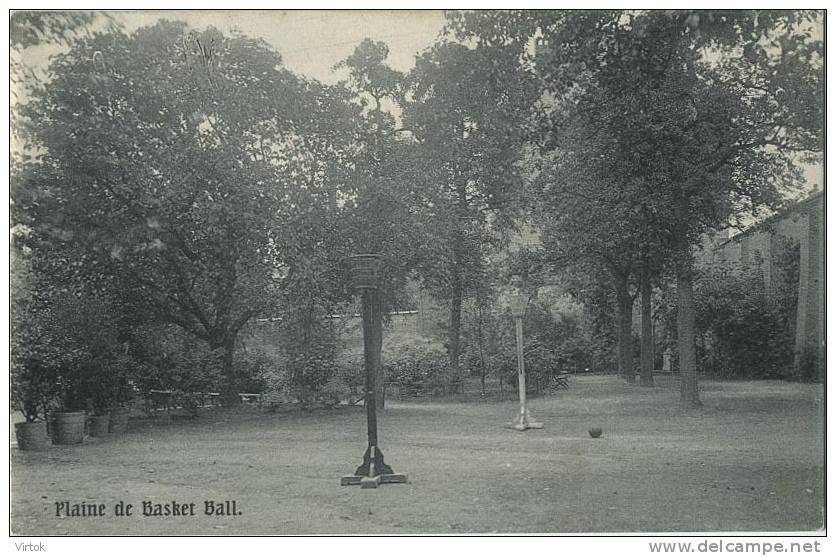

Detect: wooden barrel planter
52,411,86,445
88,414,111,437
109,407,130,434
15,421,50,451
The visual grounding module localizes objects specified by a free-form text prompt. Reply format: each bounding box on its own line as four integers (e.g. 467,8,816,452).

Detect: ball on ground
588,427,603,438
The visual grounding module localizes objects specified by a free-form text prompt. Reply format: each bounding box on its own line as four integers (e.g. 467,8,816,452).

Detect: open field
10,375,824,534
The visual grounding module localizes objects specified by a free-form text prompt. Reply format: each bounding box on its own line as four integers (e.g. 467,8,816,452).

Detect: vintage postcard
9,9,825,541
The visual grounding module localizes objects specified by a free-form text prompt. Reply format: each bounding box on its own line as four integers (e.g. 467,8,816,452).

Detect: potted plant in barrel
51,295,125,444
10,297,60,450
51,359,90,445
72,347,139,438
11,357,57,451
79,348,137,437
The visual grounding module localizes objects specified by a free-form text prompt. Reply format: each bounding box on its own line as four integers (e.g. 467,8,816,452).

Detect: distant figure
662,347,672,372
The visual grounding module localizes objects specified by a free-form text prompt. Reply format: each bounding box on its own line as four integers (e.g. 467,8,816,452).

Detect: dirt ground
10,375,824,535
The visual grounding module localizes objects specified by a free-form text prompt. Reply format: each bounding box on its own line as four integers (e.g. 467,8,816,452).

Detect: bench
238,393,263,406
146,389,176,414
545,372,570,391
202,392,221,407
144,390,223,415
388,381,465,399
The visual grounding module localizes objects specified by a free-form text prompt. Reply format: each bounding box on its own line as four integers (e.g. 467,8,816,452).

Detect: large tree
335,38,434,407
550,10,822,405
13,22,351,404
532,148,643,384
402,39,538,372
530,73,677,386
449,9,823,405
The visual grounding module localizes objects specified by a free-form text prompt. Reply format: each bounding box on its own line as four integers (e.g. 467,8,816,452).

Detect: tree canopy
13,22,361,402
448,9,823,404
11,10,823,410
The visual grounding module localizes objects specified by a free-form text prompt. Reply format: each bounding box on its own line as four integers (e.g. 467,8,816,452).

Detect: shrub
483,298,593,391
11,304,67,422
11,287,132,417
260,306,350,409
331,360,365,401
262,344,357,410
494,341,559,394
234,349,270,394
694,266,794,379
318,362,363,408
385,344,464,396
287,348,342,408
128,324,224,414
11,358,60,423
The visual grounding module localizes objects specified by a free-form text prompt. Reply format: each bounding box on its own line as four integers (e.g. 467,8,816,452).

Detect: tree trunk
676,255,700,407
615,279,635,383
674,199,701,407
449,180,469,375
219,336,240,406
639,268,655,387
449,274,463,373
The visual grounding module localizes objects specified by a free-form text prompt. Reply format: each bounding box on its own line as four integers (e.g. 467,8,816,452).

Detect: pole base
340,446,408,488
505,409,543,431
340,474,409,488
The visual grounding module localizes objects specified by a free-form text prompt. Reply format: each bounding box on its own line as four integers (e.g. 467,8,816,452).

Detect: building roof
720,190,823,246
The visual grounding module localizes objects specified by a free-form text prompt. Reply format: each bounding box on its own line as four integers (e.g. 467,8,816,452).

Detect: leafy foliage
12,288,130,415
694,265,794,378
234,349,271,395
400,39,539,370
127,324,223,409
493,301,594,391
13,22,362,402
11,13,822,416
260,308,349,409
449,10,823,402
10,11,99,49
385,344,463,397
335,39,429,313
335,38,403,116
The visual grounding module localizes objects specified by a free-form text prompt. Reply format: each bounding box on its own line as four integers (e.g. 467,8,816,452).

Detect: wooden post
506,313,543,431
341,255,407,487
515,317,527,418
362,289,379,449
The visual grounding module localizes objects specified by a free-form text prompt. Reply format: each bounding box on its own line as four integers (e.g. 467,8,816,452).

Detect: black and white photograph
8,7,826,540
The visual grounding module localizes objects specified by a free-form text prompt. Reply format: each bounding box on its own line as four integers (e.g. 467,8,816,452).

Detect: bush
234,349,270,394
481,299,594,391
11,305,67,422
128,324,224,414
318,361,364,407
331,360,365,400
694,266,794,379
385,344,464,396
262,342,359,410
11,286,133,418
494,341,559,394
259,306,352,409
287,348,343,408
11,358,60,423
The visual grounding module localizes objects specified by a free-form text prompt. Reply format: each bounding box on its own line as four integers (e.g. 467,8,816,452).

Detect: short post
505,285,543,431
341,254,407,488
